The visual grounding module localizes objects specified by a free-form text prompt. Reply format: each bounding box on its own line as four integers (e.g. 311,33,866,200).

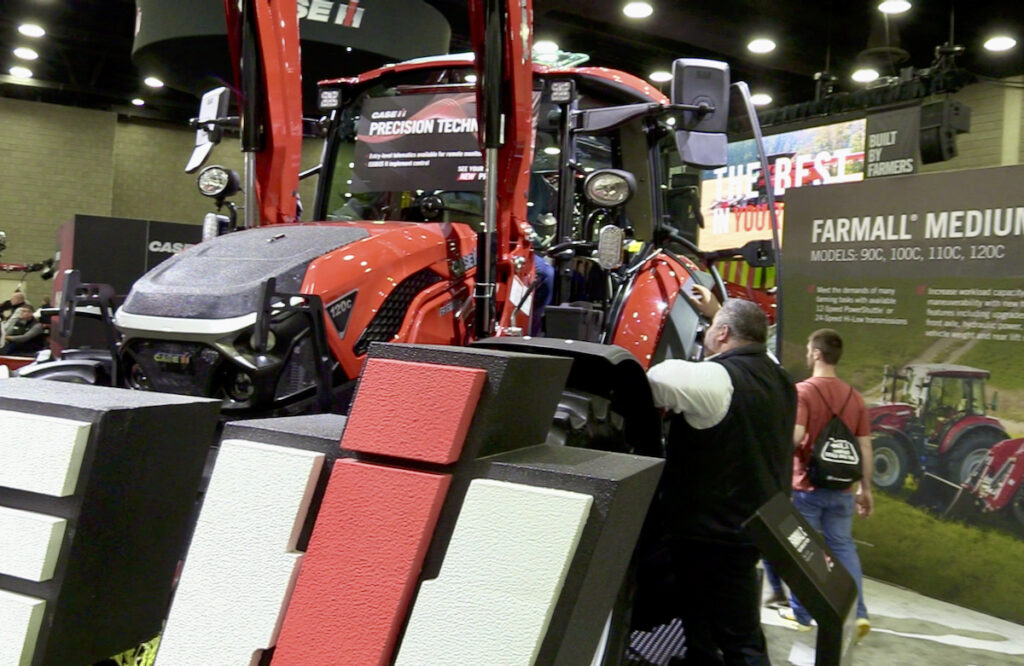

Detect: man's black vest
660,344,797,544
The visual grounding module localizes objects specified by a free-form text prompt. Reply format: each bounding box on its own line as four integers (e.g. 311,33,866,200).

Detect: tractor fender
938,419,1007,456
870,425,919,474
471,336,663,457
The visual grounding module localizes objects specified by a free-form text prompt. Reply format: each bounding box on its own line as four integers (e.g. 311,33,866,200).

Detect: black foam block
0,378,220,666
482,444,664,665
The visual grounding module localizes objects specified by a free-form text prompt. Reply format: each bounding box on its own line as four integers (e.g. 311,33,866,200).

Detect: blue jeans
789,489,868,623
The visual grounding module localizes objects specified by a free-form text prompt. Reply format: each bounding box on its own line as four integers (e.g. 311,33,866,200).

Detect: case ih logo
298,0,364,28
153,351,191,366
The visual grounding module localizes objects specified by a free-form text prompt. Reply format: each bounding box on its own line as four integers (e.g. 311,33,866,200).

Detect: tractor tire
944,432,999,485
872,436,909,493
546,389,630,453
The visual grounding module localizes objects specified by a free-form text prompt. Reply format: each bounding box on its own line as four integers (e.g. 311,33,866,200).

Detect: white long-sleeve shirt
647,359,734,430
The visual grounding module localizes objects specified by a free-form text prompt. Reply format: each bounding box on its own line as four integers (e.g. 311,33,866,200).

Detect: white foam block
395,479,592,666
0,410,91,497
155,439,324,666
0,589,46,666
0,506,67,582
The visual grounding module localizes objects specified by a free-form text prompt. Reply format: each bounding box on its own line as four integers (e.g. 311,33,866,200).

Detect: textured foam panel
272,460,450,666
0,411,90,497
395,479,592,665
0,590,45,666
0,379,220,666
340,358,486,463
155,439,324,666
366,344,571,459
0,507,66,582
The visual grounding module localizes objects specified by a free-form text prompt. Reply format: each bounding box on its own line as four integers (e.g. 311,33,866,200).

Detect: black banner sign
864,106,920,179
351,93,484,193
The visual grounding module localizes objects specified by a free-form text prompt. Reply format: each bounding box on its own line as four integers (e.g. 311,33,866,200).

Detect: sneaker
777,607,812,632
764,590,790,609
855,617,871,644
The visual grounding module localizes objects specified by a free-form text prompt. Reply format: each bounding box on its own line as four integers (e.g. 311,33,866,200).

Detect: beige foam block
0,589,46,666
395,479,592,666
0,410,91,497
0,506,66,581
155,439,324,666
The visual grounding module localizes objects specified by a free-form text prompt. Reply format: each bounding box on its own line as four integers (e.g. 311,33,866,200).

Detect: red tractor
869,364,1008,492
25,0,783,456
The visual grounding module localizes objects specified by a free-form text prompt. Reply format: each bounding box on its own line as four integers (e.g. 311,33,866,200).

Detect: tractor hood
120,225,369,319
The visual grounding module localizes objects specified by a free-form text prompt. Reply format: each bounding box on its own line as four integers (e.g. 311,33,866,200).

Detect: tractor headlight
583,169,636,207
197,165,240,198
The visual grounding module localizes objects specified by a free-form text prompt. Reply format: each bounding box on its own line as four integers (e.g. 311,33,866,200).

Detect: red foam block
271,459,450,666
340,357,486,464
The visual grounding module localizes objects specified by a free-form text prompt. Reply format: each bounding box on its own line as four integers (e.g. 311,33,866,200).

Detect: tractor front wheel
945,433,997,485
872,436,909,493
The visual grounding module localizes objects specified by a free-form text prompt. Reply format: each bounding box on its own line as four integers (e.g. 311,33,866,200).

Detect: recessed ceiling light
14,47,39,60
878,1,911,15
852,68,880,83
649,70,672,82
534,40,559,54
9,66,33,79
543,146,561,155
623,2,654,19
345,46,352,52
984,35,1017,52
18,24,45,38
144,76,164,88
747,38,776,54
131,98,145,107
750,93,773,106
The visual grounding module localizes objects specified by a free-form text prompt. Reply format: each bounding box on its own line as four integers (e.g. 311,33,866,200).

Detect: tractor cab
902,364,991,443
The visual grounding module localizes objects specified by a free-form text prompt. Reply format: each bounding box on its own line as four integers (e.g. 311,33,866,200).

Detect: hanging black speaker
919,100,971,164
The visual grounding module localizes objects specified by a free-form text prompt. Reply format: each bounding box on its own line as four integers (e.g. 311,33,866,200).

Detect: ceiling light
144,76,164,88
18,24,45,38
534,40,559,54
750,93,773,106
14,47,39,60
984,35,1017,52
878,1,911,15
852,67,880,83
747,38,776,54
464,73,478,83
649,70,672,82
9,66,33,79
543,146,561,155
623,2,654,19
131,98,145,107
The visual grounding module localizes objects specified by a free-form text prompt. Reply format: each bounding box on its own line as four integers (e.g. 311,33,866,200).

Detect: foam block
272,460,450,666
0,507,66,582
0,410,90,497
0,590,45,666
340,358,486,463
395,479,592,665
155,439,324,666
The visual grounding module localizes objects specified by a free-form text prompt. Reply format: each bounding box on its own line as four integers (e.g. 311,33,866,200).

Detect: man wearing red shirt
780,329,873,643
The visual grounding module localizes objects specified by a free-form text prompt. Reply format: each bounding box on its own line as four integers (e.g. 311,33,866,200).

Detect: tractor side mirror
670,58,729,169
185,87,231,173
990,391,999,411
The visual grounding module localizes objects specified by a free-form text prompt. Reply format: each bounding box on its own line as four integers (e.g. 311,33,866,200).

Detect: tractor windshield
927,375,987,417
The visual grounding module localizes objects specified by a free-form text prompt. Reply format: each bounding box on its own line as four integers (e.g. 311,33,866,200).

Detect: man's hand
688,284,721,319
856,485,873,518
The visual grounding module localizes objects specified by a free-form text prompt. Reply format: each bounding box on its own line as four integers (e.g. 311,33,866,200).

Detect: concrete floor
762,577,1024,665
